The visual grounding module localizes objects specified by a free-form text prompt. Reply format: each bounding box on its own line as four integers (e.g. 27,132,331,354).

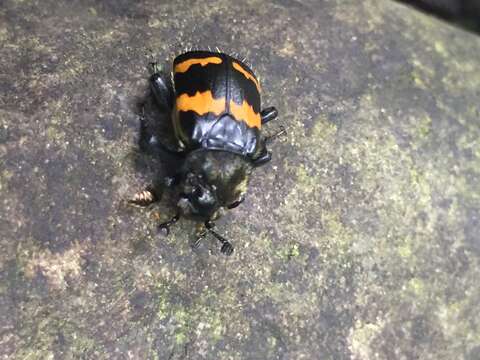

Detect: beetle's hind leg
253,106,281,167
261,106,278,125
149,62,174,112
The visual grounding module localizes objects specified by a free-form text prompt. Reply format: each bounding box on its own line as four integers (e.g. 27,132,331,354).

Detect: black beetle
130,50,284,255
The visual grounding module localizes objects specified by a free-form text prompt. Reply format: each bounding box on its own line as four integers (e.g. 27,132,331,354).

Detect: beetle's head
177,171,219,221
177,150,252,221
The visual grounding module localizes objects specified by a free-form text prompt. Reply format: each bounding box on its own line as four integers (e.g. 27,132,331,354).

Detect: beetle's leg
261,106,278,125
205,221,234,256
252,150,272,167
227,195,245,209
150,63,174,112
252,139,272,167
252,125,286,167
146,64,187,156
139,102,185,156
265,125,287,145
128,187,159,207
158,213,180,236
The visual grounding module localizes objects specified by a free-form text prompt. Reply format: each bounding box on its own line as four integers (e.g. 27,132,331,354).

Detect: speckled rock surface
1,0,479,359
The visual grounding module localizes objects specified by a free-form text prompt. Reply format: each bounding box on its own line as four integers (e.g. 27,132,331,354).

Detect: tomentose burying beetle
130,50,284,255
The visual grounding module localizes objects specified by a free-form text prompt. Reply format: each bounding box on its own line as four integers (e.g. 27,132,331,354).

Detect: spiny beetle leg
265,125,287,144
261,106,278,124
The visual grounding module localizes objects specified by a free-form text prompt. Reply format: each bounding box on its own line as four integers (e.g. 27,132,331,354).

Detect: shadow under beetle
130,50,284,256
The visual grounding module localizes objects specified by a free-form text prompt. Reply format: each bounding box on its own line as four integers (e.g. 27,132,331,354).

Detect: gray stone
1,0,479,358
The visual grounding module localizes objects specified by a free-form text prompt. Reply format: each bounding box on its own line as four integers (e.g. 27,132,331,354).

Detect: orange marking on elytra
229,100,261,129
175,57,222,73
176,90,225,115
232,61,260,92
176,91,261,129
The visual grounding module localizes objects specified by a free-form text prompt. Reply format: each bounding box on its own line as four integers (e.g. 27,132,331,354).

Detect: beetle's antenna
207,228,234,256
204,221,234,255
158,213,180,236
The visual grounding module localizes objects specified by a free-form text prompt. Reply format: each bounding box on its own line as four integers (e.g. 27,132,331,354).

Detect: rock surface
1,0,479,358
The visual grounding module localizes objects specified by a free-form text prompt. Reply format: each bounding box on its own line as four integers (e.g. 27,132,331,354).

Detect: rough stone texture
1,0,479,359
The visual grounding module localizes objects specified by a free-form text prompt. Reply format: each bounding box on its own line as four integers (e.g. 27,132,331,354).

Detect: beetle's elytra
130,50,284,255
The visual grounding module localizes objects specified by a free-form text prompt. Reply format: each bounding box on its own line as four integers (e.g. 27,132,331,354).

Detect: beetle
130,50,284,255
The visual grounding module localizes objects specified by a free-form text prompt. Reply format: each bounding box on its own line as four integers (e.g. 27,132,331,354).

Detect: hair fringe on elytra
173,46,256,73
